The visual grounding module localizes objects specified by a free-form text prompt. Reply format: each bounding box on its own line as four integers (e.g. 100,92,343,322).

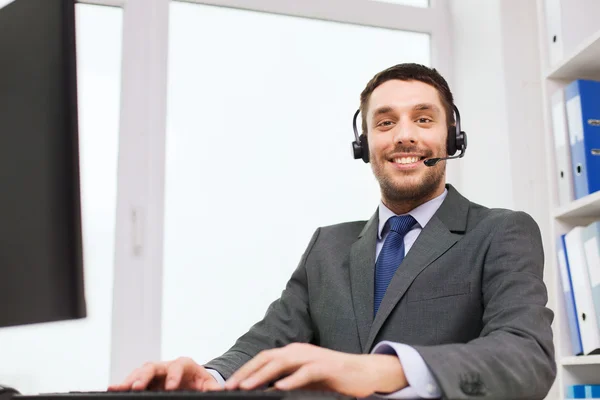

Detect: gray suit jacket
205,184,556,399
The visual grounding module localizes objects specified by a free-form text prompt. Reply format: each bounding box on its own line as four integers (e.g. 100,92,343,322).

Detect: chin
379,172,444,203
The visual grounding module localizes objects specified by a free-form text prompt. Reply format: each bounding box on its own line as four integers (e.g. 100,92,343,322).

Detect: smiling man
110,63,556,399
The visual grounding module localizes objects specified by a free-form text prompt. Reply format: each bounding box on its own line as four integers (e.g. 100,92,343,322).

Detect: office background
0,0,584,399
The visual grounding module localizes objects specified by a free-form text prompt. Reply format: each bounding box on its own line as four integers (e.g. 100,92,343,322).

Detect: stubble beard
371,156,446,205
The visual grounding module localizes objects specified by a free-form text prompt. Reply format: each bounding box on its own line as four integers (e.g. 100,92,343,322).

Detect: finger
107,381,129,391
240,359,293,391
225,351,273,390
198,369,224,392
134,363,168,390
201,376,224,392
165,360,186,390
108,368,145,391
275,364,323,391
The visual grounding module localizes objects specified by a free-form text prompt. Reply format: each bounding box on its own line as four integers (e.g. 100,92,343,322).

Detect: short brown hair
359,63,455,134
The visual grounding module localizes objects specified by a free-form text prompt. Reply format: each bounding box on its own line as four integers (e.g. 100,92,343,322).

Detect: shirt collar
377,188,448,240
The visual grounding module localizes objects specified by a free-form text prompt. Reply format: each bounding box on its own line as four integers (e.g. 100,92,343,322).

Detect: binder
543,0,600,69
566,384,585,399
543,0,563,67
565,79,600,199
586,384,600,398
566,384,600,398
583,222,600,332
564,227,600,354
551,89,575,206
557,235,583,355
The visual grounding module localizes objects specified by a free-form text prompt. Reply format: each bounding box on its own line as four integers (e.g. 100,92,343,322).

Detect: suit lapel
364,184,469,351
348,210,378,352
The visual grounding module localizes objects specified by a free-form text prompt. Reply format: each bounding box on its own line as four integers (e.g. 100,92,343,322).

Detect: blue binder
587,384,600,398
567,384,600,398
565,79,600,199
558,235,583,356
567,384,586,399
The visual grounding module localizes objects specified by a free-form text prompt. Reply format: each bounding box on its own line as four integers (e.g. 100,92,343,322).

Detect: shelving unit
537,1,600,398
562,355,600,366
545,28,600,80
554,191,600,221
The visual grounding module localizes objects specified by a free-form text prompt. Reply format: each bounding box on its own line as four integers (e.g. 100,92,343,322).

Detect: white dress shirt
368,188,448,399
208,188,448,399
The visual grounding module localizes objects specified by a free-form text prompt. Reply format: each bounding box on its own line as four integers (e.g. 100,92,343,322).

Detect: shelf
546,28,600,81
562,355,600,366
554,191,600,220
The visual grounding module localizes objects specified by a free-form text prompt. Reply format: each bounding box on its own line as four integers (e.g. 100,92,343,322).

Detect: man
109,63,556,399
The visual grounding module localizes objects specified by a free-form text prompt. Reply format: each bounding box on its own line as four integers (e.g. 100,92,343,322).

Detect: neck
382,183,446,215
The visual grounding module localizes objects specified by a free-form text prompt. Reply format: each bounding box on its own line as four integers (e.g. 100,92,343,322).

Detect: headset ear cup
458,130,467,152
360,134,369,163
447,127,457,156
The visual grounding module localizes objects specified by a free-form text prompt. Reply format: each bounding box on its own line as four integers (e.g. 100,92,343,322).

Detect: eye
416,117,433,124
377,120,395,127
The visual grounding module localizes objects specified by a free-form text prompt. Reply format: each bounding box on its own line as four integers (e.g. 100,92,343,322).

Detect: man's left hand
224,343,408,398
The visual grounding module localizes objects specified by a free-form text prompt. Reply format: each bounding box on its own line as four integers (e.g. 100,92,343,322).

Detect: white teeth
393,157,420,164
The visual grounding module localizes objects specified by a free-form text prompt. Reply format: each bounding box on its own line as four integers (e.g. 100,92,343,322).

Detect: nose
392,116,419,145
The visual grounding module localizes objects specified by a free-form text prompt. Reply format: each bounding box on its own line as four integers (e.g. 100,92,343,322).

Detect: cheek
368,135,390,156
423,133,447,152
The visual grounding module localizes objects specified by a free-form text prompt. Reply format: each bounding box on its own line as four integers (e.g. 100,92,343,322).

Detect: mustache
385,145,434,158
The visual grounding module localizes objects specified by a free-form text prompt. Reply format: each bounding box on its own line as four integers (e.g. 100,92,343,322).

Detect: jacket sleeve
203,228,320,379
412,211,556,400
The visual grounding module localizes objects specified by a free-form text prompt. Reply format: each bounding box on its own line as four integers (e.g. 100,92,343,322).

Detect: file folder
557,235,583,355
583,222,600,332
564,227,600,354
565,79,600,199
543,0,563,67
586,384,600,398
566,384,586,399
551,89,575,206
566,384,600,398
585,385,600,399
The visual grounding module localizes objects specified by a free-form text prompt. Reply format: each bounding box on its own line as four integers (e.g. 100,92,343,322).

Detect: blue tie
374,215,417,316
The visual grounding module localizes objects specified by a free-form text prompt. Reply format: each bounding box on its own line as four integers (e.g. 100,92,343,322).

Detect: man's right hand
107,357,223,392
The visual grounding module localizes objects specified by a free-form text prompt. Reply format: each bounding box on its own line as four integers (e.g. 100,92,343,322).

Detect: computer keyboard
14,390,350,400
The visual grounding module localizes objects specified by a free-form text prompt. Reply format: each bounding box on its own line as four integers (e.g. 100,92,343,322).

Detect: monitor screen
0,0,86,327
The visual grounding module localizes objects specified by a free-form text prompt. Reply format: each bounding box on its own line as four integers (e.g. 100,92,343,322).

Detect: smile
388,154,426,169
393,156,423,164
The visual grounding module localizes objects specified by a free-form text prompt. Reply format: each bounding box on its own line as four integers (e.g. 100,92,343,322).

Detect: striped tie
374,215,417,316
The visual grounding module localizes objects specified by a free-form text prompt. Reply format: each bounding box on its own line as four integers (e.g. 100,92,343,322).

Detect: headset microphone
423,150,465,167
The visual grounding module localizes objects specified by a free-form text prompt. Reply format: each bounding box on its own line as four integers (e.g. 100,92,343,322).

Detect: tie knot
388,215,417,236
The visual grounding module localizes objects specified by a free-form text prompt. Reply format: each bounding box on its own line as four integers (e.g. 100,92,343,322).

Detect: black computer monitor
0,0,86,328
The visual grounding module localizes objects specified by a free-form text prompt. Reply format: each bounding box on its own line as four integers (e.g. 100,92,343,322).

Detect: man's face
366,79,448,203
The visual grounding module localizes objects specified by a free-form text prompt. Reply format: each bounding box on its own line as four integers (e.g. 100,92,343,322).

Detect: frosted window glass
0,4,121,394
163,2,430,363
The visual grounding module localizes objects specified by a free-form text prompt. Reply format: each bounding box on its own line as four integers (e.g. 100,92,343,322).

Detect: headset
351,104,467,166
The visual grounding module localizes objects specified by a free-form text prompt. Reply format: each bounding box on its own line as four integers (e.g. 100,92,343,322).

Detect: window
162,1,430,363
0,4,122,393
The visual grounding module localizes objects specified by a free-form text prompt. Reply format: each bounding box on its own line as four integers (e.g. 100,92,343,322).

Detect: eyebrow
413,103,441,114
371,106,394,119
371,103,441,120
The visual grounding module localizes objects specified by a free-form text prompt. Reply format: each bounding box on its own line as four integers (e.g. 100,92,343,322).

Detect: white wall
497,0,551,247
449,0,551,258
449,0,549,223
448,0,514,209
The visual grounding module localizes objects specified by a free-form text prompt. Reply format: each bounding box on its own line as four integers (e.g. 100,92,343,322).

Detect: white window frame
77,0,455,385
